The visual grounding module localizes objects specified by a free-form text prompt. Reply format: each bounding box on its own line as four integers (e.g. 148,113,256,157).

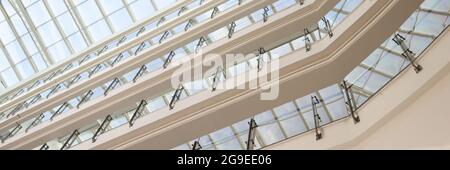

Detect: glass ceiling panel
0,0,180,92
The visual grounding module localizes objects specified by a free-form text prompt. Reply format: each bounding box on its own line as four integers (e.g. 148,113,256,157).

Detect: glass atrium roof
0,0,448,150
0,0,177,91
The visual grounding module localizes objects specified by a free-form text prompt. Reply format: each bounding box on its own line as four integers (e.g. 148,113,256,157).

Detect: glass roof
0,0,448,150
0,0,178,92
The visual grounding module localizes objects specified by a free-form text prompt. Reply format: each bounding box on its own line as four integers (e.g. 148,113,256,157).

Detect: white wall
353,71,450,149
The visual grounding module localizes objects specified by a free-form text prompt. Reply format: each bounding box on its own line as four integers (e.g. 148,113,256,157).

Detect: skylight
0,0,177,91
